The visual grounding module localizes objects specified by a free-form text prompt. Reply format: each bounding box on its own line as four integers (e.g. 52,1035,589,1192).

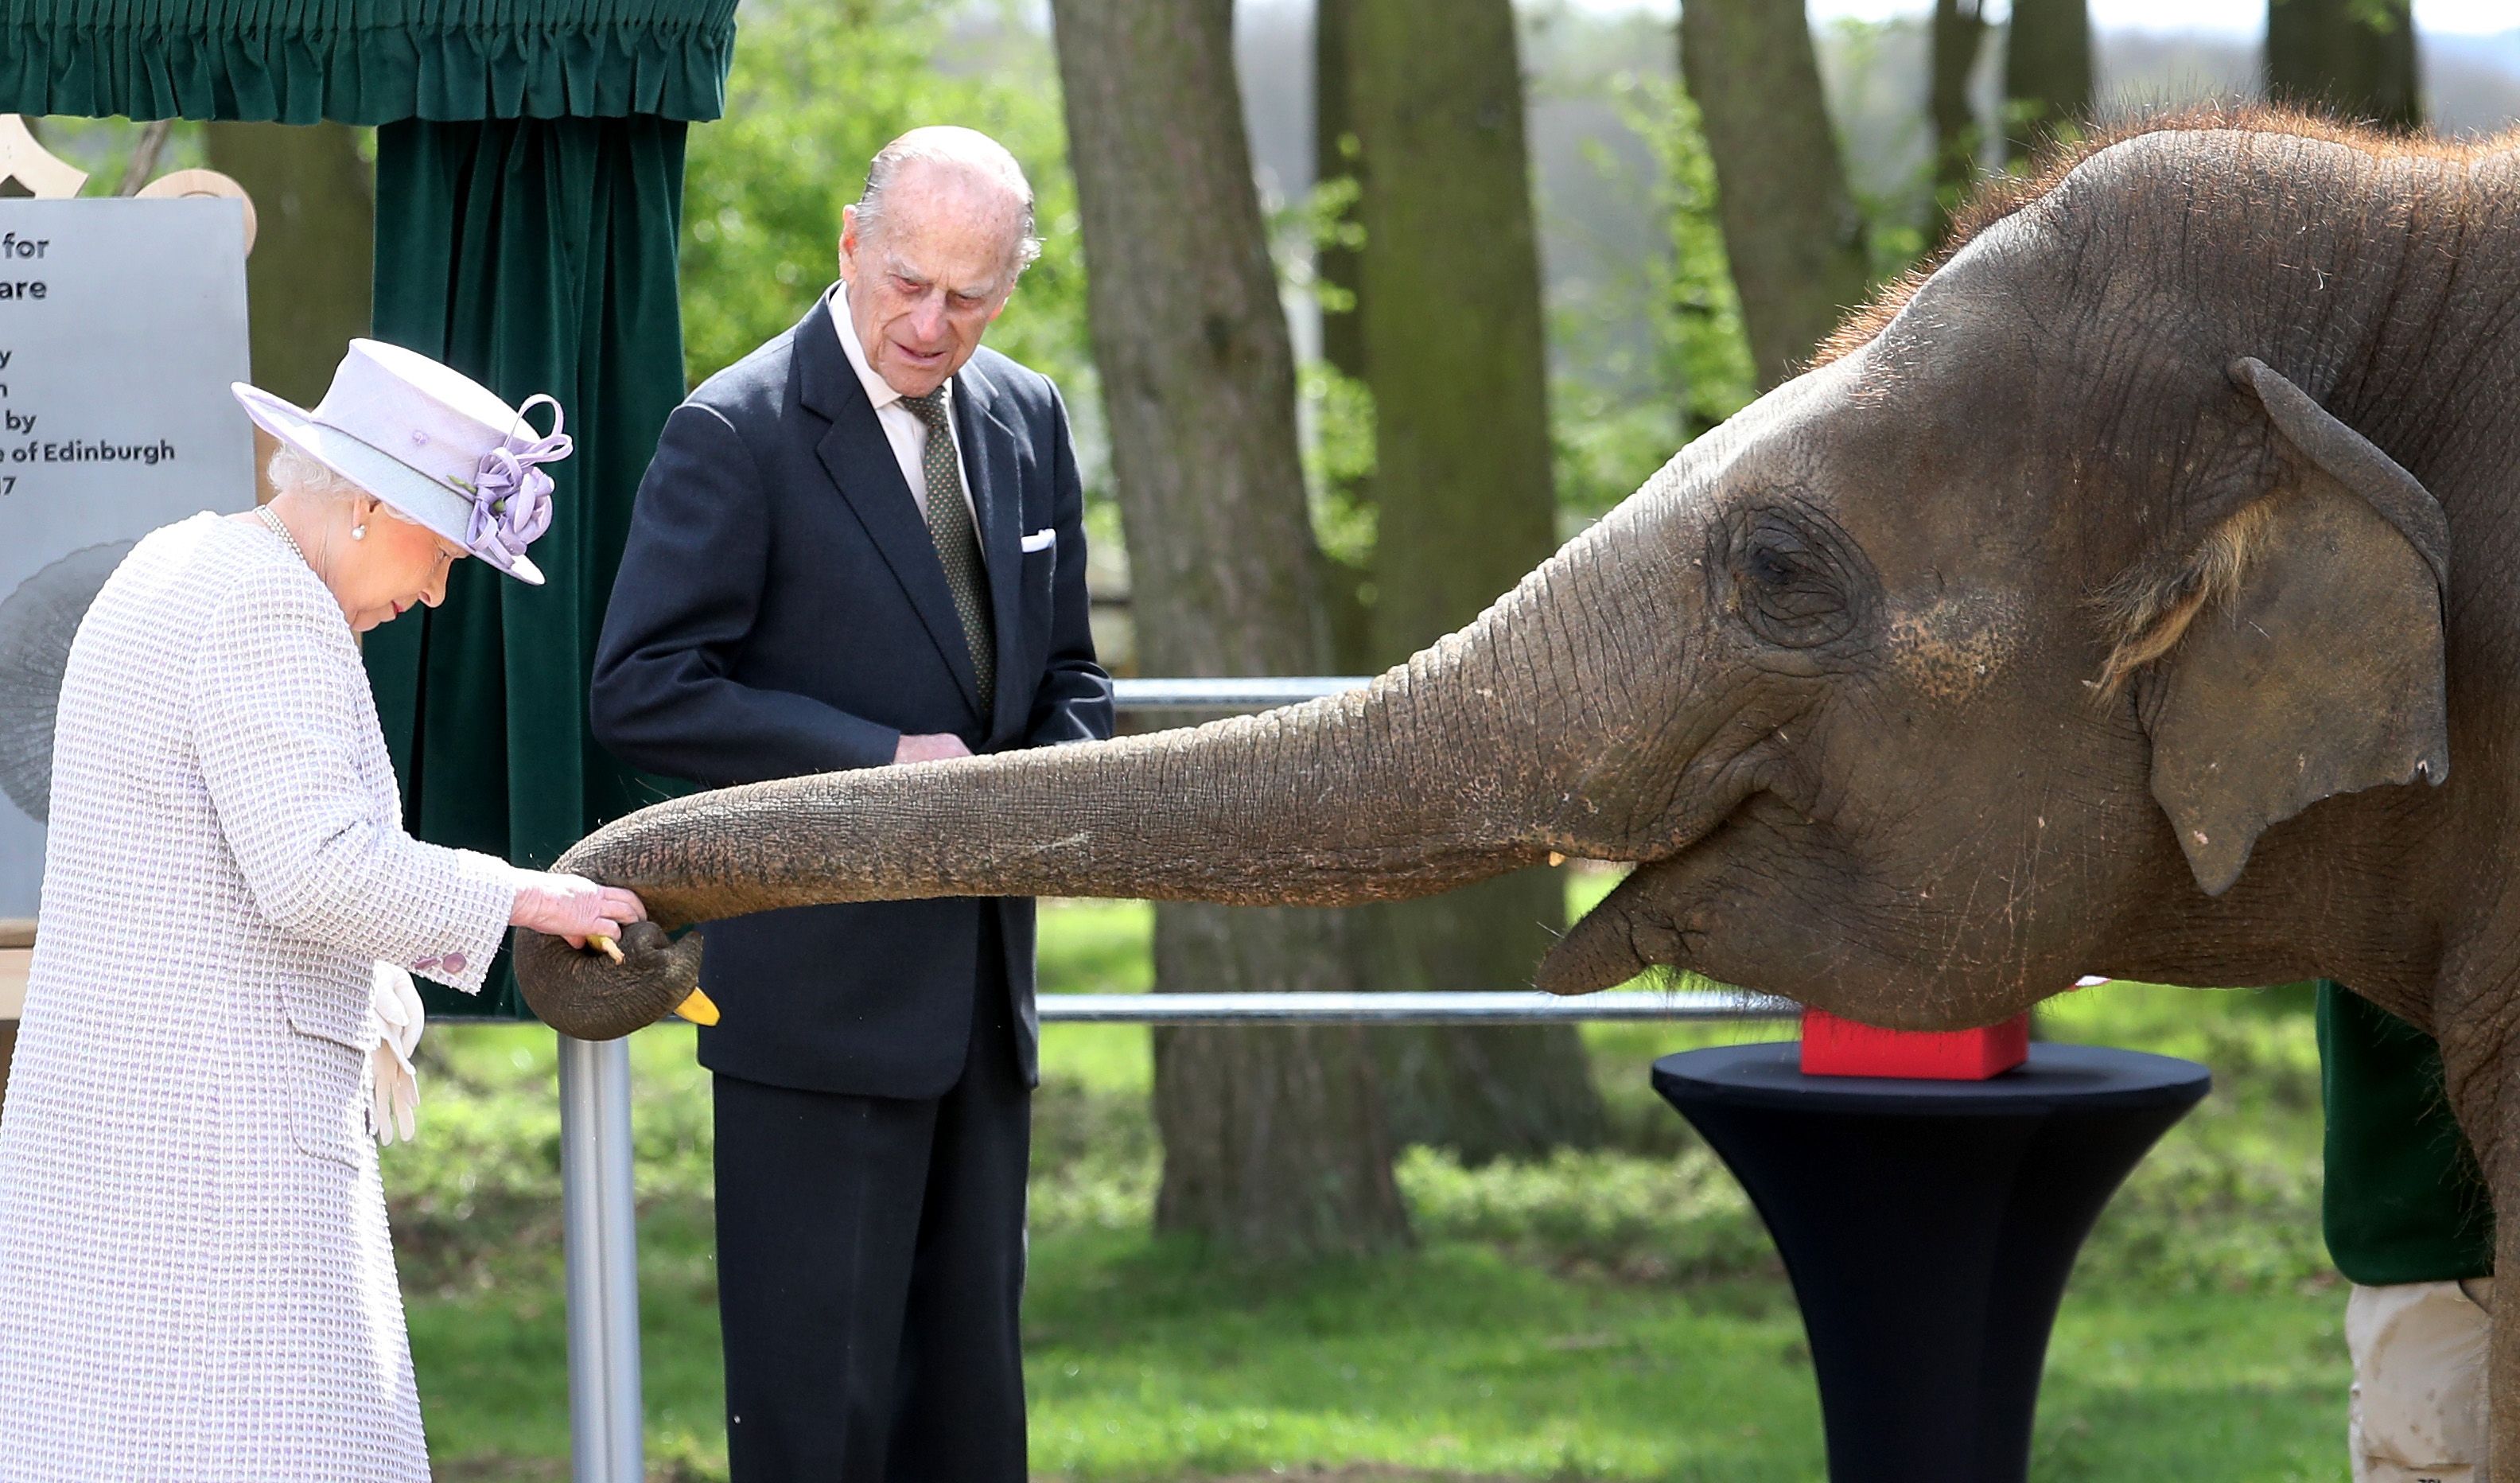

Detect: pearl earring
351,524,368,540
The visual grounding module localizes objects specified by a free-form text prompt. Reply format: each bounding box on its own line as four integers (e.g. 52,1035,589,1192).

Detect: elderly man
591,127,1110,1480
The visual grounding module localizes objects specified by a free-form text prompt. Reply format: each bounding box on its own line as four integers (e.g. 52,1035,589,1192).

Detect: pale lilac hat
231,340,571,586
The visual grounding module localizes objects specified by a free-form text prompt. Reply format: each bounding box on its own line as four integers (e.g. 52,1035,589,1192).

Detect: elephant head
520,116,2465,1043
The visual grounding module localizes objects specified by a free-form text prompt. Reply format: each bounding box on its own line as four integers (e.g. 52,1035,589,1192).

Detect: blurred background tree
202,124,375,410
1052,0,1409,1259
1927,0,1993,242
677,0,1092,418
1309,0,1376,664
1311,0,1367,419
1339,0,1608,1162
2003,0,2094,161
2266,0,2421,129
1678,0,1872,387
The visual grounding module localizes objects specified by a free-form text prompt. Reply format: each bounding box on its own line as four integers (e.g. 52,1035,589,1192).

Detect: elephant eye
1721,508,1861,649
1748,546,1799,588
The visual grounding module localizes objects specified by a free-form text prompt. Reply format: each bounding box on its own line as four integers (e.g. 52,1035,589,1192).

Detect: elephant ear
2114,356,2450,897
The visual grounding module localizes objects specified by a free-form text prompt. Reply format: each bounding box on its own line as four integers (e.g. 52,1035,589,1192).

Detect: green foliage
1263,169,1375,597
1299,360,1379,570
1032,1072,1164,1232
399,901,2346,1478
1025,1239,2339,1483
1544,72,1757,530
2046,981,2333,1294
1040,897,1157,993
1282,172,1365,315
1813,19,1939,270
17,118,207,196
677,0,1094,435
1402,1144,1773,1283
1626,78,1759,442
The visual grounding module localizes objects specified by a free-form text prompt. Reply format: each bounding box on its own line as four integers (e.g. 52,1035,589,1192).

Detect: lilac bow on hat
465,394,571,559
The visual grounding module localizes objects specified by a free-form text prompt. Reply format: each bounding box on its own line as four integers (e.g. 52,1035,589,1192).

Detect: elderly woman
0,340,644,1481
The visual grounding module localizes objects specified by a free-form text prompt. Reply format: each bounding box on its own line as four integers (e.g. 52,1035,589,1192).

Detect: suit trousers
714,930,1030,1482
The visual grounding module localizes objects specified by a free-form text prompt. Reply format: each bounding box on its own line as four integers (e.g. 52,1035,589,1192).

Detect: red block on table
1798,1008,2029,1080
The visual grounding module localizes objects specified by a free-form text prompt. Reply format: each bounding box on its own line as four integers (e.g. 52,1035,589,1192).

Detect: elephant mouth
1536,851,1708,995
1534,778,1770,996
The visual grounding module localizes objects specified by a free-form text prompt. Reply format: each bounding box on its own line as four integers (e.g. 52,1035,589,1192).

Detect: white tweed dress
0,513,518,1481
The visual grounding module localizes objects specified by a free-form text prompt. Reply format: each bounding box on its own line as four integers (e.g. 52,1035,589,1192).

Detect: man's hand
894,733,974,765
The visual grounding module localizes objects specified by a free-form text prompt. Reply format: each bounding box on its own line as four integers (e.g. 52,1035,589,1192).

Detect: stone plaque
0,199,253,917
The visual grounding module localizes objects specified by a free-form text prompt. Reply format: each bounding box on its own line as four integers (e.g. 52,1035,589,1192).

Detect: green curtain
2317,981,2495,1284
0,5,728,1021
368,116,691,1017
0,0,737,123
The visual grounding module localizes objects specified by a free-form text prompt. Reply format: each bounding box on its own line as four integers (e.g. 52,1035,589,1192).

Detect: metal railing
1044,989,1793,1024
1111,675,1374,711
554,678,1795,1483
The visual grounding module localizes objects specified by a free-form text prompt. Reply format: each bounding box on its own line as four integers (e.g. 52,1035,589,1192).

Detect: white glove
368,962,425,1147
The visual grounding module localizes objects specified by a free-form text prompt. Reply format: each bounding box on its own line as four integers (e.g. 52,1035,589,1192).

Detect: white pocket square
1020,528,1056,554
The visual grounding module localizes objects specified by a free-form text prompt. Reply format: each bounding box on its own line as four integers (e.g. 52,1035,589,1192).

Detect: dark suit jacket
591,291,1112,1098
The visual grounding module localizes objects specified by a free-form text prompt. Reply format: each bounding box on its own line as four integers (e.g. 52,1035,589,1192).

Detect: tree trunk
2001,0,2092,162
1365,874,1607,1162
1314,0,1366,389
201,123,375,408
2265,0,2421,132
1052,0,1410,1257
1678,0,1873,389
1927,0,1991,245
1151,903,1405,1257
1347,0,1607,1162
1312,0,1375,672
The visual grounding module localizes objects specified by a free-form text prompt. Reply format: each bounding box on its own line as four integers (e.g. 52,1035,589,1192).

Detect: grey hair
266,445,416,524
853,126,1043,279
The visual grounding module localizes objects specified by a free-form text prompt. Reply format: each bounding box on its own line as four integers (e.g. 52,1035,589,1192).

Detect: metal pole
558,1033,643,1483
1037,989,1798,1025
1110,675,1371,711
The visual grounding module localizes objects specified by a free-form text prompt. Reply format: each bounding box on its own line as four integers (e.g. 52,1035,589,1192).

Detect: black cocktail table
1653,1041,2211,1483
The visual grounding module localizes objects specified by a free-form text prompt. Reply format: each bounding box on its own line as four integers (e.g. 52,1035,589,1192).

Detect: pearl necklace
257,503,311,570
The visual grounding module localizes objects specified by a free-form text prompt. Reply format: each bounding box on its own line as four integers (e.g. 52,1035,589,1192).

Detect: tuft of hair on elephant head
523,107,2520,1445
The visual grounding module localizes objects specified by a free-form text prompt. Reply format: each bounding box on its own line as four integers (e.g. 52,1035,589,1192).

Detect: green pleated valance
0,0,739,124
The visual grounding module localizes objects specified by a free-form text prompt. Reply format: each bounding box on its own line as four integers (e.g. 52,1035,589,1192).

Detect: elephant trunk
607,668,1546,926
515,586,1600,1038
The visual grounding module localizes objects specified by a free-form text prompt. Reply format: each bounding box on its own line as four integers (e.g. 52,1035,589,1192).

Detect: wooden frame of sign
0,118,255,1086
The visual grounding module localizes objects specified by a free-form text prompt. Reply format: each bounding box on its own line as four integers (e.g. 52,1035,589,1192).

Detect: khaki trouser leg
2350,1279,2494,1483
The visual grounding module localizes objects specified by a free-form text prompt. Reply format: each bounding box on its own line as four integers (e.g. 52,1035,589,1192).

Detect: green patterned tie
903,388,995,714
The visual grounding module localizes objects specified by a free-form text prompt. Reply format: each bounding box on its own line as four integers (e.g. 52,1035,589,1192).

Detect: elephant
519,109,2520,1446
0,541,134,824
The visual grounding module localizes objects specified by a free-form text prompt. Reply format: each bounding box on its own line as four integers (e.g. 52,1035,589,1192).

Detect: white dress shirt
830,286,982,546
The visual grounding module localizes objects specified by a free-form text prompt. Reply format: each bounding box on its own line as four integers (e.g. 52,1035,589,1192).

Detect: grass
391,887,2347,1481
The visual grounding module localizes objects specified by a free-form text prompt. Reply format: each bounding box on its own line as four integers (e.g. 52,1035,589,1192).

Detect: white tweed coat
0,513,518,1481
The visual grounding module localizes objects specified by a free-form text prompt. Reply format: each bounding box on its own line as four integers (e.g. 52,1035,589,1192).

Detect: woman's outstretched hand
510,871,648,949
